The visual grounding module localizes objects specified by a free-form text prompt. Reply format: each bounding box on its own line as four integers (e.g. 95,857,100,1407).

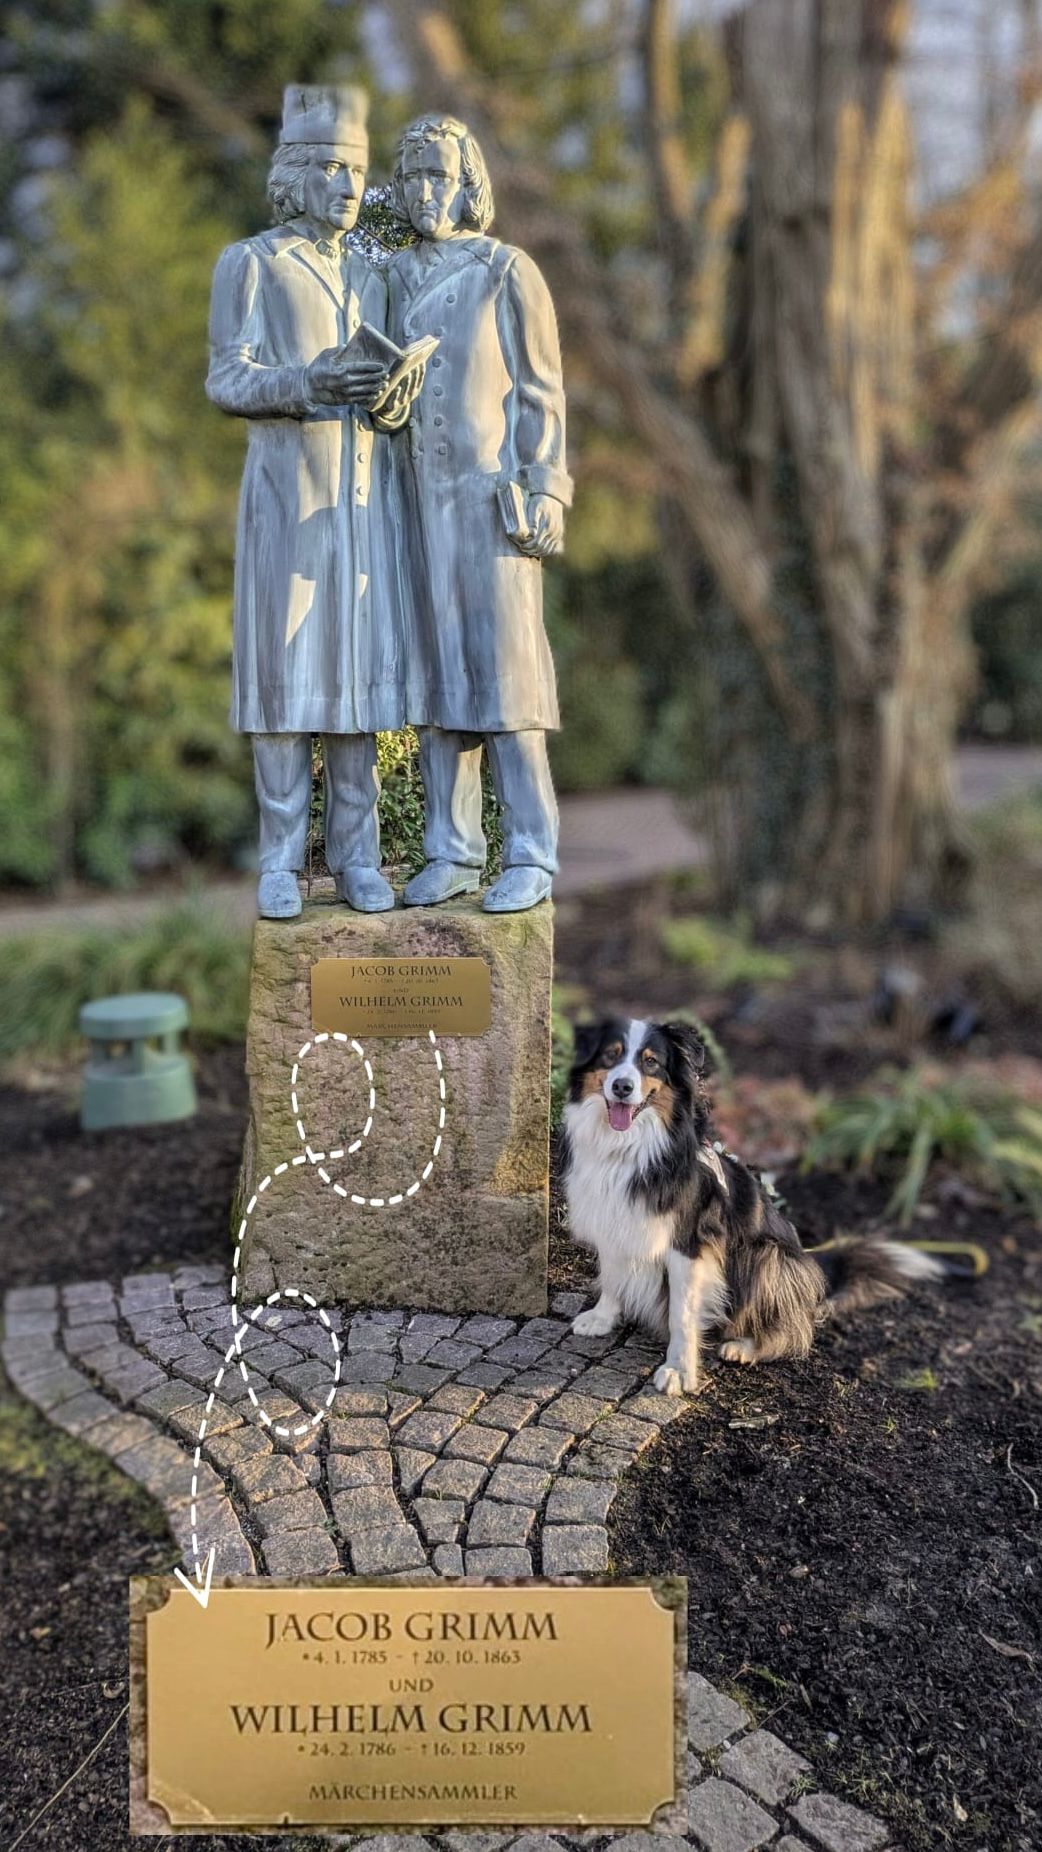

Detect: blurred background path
0,743,1038,938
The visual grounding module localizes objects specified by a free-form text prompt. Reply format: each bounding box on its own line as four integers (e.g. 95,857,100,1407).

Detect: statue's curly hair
267,144,318,223
390,114,494,233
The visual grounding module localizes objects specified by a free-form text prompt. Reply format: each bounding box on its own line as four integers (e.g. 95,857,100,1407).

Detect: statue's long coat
207,224,404,735
384,235,572,734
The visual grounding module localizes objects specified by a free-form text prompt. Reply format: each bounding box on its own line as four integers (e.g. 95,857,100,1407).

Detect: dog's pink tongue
608,1102,636,1132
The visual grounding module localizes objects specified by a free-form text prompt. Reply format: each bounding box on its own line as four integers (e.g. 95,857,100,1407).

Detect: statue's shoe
257,870,302,920
402,861,481,907
335,867,396,913
482,866,553,913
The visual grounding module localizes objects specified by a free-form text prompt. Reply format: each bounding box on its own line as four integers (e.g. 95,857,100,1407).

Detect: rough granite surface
237,895,553,1314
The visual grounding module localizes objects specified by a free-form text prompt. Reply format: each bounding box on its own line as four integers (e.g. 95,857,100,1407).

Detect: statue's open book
346,320,440,413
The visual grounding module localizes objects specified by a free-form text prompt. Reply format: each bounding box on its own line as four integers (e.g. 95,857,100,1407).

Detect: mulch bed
1,886,1041,1849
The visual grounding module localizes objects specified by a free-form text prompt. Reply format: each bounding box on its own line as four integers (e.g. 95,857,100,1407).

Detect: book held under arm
497,478,532,546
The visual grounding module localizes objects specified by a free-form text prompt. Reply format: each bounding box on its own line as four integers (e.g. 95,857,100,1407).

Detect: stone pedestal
235,893,552,1315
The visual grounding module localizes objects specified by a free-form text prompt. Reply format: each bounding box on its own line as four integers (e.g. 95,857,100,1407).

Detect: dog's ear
571,1020,605,1070
661,1021,706,1081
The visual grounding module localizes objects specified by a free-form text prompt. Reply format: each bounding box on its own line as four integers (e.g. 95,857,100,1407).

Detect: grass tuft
0,899,251,1060
807,1066,1042,1224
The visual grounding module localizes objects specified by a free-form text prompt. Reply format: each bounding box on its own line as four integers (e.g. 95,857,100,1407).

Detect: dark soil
0,1046,247,1288
608,1166,1042,1852
2,888,1041,1849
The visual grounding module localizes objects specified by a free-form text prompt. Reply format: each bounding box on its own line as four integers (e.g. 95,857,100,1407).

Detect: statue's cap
280,85,369,154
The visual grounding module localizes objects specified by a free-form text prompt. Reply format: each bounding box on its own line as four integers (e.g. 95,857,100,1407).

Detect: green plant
375,729,428,878
807,1066,1042,1224
308,730,505,883
660,914,797,987
0,899,251,1060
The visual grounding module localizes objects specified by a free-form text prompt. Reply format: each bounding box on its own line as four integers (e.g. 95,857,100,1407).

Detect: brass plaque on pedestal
311,956,492,1037
136,1580,683,1832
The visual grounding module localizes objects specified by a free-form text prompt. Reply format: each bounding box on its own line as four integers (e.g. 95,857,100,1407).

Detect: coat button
431,357,443,368
445,294,456,304
433,416,443,426
436,443,447,455
433,385,444,397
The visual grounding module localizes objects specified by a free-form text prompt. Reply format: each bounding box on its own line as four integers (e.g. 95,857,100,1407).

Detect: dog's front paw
652,1364,684,1397
719,1337,756,1365
571,1307,616,1338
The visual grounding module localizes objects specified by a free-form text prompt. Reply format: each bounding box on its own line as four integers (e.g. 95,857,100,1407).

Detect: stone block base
235,893,552,1315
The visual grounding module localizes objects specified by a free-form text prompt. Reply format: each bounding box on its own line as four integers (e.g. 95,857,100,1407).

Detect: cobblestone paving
3,1272,896,1851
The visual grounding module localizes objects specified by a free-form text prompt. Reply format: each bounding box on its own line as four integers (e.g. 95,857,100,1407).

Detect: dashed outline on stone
187,1028,445,1582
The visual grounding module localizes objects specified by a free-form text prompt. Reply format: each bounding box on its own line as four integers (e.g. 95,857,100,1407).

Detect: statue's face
400,136,465,241
302,151,367,232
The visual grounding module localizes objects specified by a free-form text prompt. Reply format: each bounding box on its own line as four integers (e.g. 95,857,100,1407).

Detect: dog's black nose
611,1076,635,1100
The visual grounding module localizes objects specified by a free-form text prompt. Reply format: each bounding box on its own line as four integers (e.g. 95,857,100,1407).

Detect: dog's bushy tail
809,1235,987,1317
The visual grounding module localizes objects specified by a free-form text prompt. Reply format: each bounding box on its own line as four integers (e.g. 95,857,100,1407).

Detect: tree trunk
733,0,968,923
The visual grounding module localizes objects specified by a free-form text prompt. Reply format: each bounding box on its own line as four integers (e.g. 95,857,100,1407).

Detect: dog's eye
602,1044,623,1066
641,1052,662,1074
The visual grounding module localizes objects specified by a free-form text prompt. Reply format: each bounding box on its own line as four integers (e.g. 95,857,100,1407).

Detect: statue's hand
307,348,390,408
518,493,565,559
377,359,428,423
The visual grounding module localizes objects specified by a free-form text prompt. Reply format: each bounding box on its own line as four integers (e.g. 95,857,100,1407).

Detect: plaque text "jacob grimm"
266,1606,560,1647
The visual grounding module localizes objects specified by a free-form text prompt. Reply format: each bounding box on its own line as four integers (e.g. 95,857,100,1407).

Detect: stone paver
350,1525,427,1574
788,1794,890,1852
414,1497,465,1543
328,1450,393,1491
544,1478,615,1525
420,1455,490,1501
688,1674,751,1751
720,1730,810,1807
503,1425,572,1468
2,1271,892,1852
465,1546,533,1575
484,1462,552,1504
688,1777,776,1851
540,1523,609,1575
466,1500,535,1548
444,1423,510,1465
263,1529,341,1575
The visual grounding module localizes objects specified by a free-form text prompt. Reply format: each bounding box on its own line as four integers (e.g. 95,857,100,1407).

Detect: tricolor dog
562,1018,963,1396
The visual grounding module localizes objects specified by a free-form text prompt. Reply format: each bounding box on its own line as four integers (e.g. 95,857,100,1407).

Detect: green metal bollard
79,992,197,1131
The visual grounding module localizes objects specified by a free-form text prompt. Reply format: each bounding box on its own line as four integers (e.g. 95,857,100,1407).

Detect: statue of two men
206,86,571,918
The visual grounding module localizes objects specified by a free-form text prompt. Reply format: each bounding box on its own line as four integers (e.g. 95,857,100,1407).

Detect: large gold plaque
311,956,492,1037
137,1580,682,1831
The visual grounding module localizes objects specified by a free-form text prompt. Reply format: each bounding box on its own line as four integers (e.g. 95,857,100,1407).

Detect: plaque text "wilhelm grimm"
311,957,492,1037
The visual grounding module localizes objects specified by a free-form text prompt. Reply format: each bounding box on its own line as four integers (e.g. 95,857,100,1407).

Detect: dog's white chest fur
563,1097,675,1332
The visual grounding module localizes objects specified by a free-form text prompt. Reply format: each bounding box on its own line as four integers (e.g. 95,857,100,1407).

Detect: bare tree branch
676,110,750,387
641,0,695,336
